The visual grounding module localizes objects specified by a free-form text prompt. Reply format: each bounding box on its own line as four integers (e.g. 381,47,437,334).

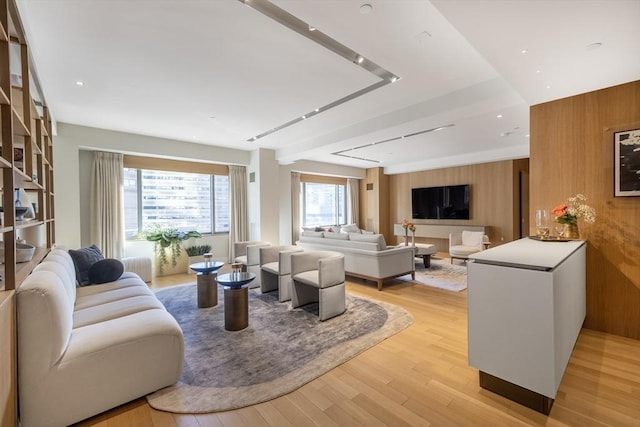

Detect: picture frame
614,127,640,197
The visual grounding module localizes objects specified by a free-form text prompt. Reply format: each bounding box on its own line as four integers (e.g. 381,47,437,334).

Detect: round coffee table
216,272,256,331
190,261,224,308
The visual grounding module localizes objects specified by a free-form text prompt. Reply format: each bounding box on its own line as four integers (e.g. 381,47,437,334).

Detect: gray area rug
146,283,413,413
399,257,468,291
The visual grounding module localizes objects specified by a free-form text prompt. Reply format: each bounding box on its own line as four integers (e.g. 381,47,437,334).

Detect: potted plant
185,244,212,274
143,226,202,274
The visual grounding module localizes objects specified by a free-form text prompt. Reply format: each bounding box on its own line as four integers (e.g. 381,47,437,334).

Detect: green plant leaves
142,226,202,273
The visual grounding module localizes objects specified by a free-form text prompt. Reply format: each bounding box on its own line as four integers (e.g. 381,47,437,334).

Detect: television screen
412,184,470,219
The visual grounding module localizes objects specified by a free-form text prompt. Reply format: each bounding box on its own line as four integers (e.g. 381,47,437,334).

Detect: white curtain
347,178,360,226
291,172,301,243
91,152,124,259
228,165,248,262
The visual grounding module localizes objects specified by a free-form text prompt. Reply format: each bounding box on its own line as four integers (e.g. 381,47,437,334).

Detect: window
301,182,346,227
124,168,229,238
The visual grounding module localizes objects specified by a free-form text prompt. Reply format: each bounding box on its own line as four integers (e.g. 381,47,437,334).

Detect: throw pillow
68,244,105,286
340,224,361,234
88,258,125,285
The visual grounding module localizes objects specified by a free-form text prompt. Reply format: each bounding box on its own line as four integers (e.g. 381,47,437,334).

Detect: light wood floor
74,262,640,427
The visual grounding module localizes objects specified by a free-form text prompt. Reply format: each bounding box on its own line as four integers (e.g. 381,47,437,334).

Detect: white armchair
260,245,303,302
291,251,346,321
449,231,490,263
233,240,271,288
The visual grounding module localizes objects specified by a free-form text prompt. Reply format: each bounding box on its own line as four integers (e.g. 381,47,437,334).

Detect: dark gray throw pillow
88,258,124,285
68,244,105,286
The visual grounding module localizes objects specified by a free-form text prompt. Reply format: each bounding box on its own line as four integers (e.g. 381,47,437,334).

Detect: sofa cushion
340,224,360,234
349,233,387,250
461,230,484,248
324,232,349,240
302,230,324,237
73,294,165,328
68,244,105,286
88,258,125,284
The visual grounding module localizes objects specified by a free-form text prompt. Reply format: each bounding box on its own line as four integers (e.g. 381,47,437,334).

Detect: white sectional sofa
16,249,184,427
296,231,415,290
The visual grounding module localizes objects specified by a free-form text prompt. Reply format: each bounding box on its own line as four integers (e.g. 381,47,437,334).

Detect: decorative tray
528,235,573,242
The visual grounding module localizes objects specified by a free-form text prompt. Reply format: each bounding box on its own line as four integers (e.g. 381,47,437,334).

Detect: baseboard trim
479,371,554,415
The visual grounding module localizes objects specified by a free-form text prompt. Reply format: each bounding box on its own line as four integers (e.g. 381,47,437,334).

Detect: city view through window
124,168,229,238
301,182,346,227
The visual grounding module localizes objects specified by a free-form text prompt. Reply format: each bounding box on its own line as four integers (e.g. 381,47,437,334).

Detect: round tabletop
216,272,256,289
189,261,224,274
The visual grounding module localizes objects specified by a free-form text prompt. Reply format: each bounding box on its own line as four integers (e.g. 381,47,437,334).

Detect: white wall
248,148,281,243
54,123,250,254
54,122,367,262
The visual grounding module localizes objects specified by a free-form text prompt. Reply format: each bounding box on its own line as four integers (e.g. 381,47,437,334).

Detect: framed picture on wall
614,127,640,197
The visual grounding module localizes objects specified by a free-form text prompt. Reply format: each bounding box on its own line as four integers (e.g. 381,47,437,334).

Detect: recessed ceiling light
314,108,320,112
301,115,306,120
359,3,372,14
75,81,84,86
525,134,530,138
521,49,528,54
356,55,364,64
308,25,316,31
496,114,503,119
536,69,541,74
546,85,552,89
390,76,398,83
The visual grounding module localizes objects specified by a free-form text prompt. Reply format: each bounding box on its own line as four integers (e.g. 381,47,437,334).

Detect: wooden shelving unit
1,0,56,423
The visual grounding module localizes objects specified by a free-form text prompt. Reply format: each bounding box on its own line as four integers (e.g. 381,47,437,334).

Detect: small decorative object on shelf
401,219,416,246
551,194,596,239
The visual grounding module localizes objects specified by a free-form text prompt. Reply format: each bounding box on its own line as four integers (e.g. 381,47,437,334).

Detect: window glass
301,182,346,227
124,168,229,238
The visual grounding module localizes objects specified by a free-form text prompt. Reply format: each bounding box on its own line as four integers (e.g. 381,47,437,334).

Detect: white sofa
296,231,415,290
16,249,184,427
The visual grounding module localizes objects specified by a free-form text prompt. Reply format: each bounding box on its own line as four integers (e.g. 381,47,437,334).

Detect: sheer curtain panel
91,152,125,258
291,172,301,243
347,178,360,227
228,165,248,261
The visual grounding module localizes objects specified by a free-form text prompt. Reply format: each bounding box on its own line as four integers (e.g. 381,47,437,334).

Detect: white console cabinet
467,238,586,414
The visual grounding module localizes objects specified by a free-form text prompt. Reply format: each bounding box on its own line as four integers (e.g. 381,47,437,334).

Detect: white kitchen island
467,237,586,414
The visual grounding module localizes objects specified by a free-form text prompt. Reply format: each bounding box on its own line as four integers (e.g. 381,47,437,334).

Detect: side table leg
197,272,218,308
224,287,249,331
423,255,431,268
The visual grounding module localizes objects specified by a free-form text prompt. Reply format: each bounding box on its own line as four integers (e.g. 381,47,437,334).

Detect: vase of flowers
402,219,416,246
551,194,596,239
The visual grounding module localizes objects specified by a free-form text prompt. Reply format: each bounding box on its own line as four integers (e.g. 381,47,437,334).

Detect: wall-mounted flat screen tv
412,184,470,219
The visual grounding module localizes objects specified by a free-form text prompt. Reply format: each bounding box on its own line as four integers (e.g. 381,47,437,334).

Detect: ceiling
15,0,640,174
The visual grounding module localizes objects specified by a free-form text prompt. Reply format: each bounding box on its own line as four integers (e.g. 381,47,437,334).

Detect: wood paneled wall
530,80,640,340
386,159,529,252
360,168,390,240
